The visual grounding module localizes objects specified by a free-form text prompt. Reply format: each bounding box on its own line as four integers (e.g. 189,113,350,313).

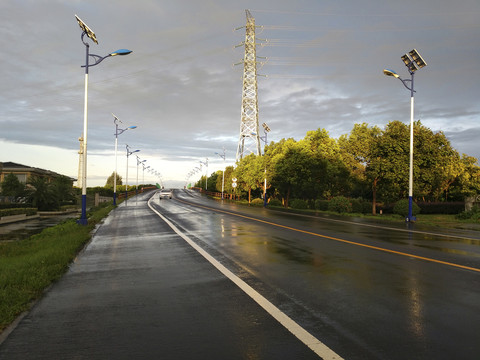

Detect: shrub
268,199,282,207
456,206,480,220
315,199,329,211
289,199,308,209
250,198,264,206
393,199,421,217
328,196,352,213
0,208,37,217
351,198,372,214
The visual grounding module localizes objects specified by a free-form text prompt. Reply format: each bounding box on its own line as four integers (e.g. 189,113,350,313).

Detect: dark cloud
1,0,480,186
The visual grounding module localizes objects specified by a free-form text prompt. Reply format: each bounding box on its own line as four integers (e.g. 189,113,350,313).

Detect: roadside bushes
315,199,329,211
250,198,264,206
289,199,308,209
393,199,421,217
268,199,282,207
0,208,37,217
456,206,480,221
328,196,352,213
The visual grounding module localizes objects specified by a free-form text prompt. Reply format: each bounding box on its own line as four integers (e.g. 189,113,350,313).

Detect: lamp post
125,145,139,201
113,114,136,206
75,15,132,225
142,164,150,191
215,148,226,200
136,156,146,195
384,49,427,222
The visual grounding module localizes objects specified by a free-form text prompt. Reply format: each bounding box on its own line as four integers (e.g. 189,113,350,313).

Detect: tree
1,173,25,198
234,154,265,203
449,154,480,200
413,125,460,201
367,121,410,205
52,176,76,205
270,139,314,207
339,123,381,213
26,176,59,211
106,172,122,188
366,120,463,206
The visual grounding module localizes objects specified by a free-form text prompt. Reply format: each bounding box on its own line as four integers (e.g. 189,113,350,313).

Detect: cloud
2,0,480,187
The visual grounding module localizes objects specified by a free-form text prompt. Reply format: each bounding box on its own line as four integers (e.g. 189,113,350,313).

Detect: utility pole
235,9,264,163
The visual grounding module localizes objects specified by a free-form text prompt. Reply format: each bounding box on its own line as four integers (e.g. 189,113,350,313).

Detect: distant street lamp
142,164,150,190
136,156,146,195
75,15,132,225
215,148,226,200
112,114,136,205
384,49,427,222
125,145,139,201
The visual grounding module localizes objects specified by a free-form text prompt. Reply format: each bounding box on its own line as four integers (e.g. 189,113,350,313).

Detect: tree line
195,121,480,214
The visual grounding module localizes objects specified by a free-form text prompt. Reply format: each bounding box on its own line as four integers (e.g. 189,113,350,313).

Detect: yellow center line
176,198,480,273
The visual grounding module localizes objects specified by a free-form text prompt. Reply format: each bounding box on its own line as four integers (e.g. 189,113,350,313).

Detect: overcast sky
1,0,479,187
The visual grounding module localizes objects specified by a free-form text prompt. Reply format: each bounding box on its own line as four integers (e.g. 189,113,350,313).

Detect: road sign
232,182,237,188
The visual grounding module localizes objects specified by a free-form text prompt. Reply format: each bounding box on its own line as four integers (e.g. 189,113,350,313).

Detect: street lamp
113,114,136,206
215,148,226,200
136,156,146,195
75,15,132,225
125,145,139,201
142,164,150,190
384,49,427,222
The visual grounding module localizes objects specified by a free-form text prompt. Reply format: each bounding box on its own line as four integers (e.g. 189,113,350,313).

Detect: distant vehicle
159,189,173,199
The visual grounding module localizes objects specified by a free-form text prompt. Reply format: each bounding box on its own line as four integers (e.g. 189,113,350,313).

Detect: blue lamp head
110,49,132,56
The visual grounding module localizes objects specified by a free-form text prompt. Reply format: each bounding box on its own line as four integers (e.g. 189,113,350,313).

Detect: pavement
0,192,320,360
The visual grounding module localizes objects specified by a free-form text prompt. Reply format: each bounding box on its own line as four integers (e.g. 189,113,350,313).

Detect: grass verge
0,203,114,333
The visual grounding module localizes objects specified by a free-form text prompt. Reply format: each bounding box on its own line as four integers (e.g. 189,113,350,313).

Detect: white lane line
148,196,343,360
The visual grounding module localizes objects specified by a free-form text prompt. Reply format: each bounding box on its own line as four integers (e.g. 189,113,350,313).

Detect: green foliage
250,198,264,206
53,176,76,205
268,198,282,207
87,187,114,197
393,199,421,217
289,199,308,209
315,199,329,211
0,208,37,217
105,172,122,187
26,176,59,211
1,173,25,198
456,206,480,220
225,121,479,212
328,196,352,213
351,198,372,214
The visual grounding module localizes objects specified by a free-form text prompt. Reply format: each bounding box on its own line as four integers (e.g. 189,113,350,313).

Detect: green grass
0,203,114,333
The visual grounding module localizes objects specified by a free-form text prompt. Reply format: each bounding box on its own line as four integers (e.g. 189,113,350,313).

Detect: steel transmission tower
77,136,84,189
235,10,263,163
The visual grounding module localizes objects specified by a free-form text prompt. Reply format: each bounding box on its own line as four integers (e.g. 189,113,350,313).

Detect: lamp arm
81,53,111,68
398,77,415,93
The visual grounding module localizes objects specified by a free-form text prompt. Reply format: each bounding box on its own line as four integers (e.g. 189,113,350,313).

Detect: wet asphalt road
1,189,479,359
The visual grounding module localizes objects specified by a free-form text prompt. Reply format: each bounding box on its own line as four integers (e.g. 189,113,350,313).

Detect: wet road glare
153,189,480,359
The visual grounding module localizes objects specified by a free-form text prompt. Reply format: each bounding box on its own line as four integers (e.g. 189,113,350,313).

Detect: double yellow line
176,198,480,273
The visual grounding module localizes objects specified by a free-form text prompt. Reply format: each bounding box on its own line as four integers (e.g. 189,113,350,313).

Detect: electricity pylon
235,9,264,163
